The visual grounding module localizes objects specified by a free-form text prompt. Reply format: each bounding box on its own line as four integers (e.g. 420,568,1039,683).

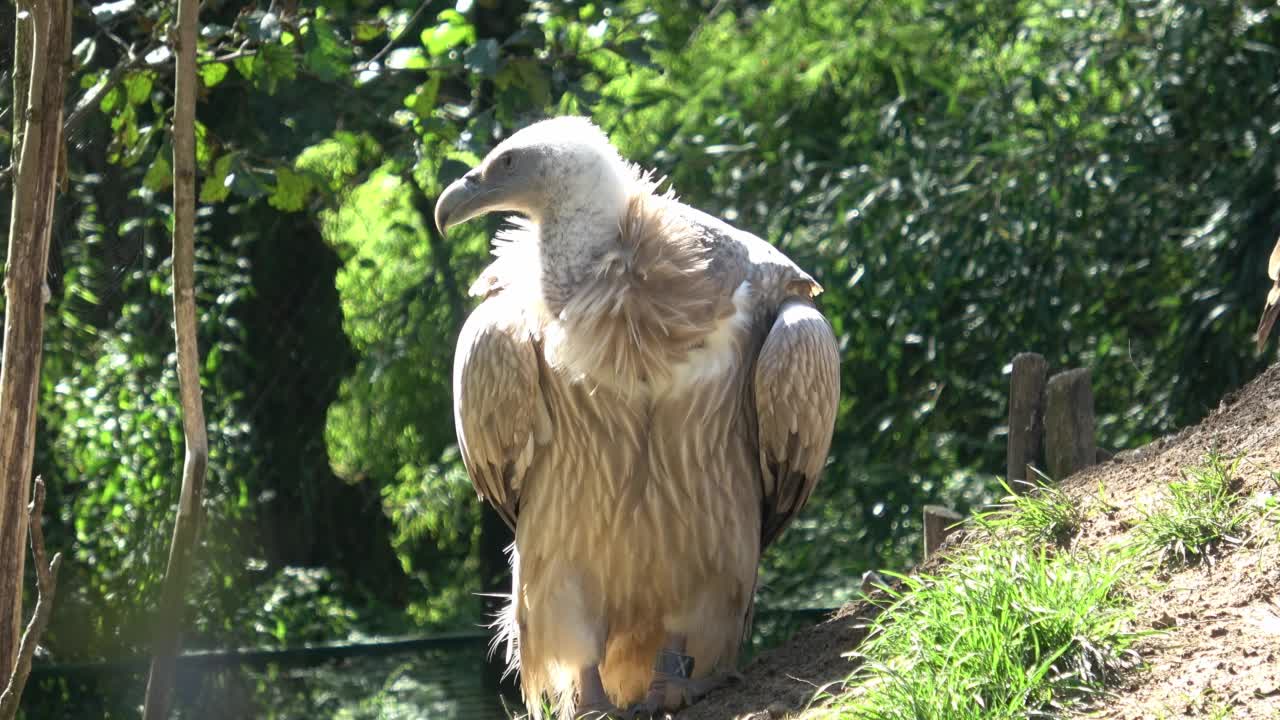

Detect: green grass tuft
972,470,1086,547
1136,454,1250,568
815,542,1141,720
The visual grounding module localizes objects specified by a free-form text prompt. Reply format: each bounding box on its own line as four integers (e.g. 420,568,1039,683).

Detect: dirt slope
678,364,1280,720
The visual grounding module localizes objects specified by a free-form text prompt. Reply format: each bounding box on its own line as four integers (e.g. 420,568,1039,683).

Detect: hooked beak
434,168,491,237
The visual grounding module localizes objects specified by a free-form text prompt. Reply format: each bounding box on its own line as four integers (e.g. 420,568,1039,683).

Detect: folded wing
754,297,841,547
453,297,547,529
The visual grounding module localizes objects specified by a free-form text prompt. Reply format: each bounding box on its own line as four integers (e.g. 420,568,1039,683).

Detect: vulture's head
434,116,634,236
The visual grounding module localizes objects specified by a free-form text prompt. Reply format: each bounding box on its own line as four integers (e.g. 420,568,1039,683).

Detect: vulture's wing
1256,236,1280,351
453,296,547,530
754,297,841,547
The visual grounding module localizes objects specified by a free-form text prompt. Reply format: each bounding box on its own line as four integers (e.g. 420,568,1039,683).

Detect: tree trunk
0,0,70,685
142,0,209,715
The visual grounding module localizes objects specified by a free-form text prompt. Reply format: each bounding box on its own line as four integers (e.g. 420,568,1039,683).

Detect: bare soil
677,365,1280,720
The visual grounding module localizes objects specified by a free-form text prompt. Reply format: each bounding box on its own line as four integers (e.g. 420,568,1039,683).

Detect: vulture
434,116,840,718
1256,236,1280,351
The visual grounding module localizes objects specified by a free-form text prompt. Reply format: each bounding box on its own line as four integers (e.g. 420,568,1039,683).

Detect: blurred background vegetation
1,0,1277,716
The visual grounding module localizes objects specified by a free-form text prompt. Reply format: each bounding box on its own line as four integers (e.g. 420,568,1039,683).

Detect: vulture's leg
630,634,743,715
633,633,693,713
576,665,621,719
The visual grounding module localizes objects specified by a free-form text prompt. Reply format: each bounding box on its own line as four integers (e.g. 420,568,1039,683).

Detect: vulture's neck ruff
485,177,738,398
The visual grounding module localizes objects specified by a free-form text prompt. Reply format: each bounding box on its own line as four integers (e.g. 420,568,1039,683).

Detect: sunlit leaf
200,62,230,88
90,0,136,23
353,19,386,43
234,54,257,80
406,75,441,118
422,11,475,57
123,71,153,105
269,167,314,212
194,120,212,168
200,153,235,203
386,47,428,70
99,85,121,113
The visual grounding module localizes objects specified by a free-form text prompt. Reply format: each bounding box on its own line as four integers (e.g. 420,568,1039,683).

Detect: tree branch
0,478,63,720
141,0,209,716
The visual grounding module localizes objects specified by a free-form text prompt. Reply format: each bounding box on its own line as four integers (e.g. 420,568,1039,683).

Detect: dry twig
0,478,63,720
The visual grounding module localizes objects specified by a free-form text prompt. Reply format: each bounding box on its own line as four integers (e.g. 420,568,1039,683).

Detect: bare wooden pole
0,0,71,685
0,478,62,720
1044,368,1096,480
922,505,962,561
1006,352,1047,492
142,0,209,716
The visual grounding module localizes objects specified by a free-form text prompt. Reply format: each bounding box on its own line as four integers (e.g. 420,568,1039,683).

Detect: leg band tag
655,650,695,679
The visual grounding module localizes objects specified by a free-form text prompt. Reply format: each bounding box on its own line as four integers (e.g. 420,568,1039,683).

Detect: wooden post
1006,352,1048,493
1044,368,1096,480
142,0,209,716
0,0,71,685
922,505,962,561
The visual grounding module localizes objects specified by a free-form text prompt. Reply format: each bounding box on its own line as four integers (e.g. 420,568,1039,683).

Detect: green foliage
1137,455,1251,567
239,567,360,646
819,542,1141,719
